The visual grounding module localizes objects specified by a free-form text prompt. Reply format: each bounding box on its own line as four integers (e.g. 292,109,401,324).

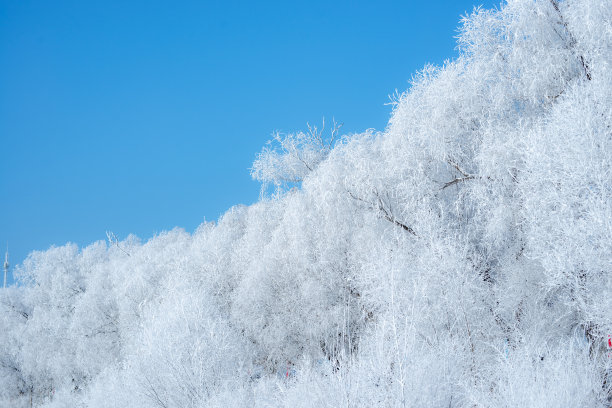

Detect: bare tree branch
548,0,591,80
442,175,476,190
348,189,417,236
106,231,131,257
442,158,478,190
144,376,168,408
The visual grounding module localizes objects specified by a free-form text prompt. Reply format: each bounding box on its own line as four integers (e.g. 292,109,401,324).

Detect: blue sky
0,0,498,283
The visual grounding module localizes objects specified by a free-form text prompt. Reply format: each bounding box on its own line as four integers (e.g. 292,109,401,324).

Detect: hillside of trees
1,0,611,406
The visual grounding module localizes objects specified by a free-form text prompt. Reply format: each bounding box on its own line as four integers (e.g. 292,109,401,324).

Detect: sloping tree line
1,0,610,406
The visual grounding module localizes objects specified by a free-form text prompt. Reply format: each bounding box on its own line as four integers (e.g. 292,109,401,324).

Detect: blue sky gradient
0,0,498,283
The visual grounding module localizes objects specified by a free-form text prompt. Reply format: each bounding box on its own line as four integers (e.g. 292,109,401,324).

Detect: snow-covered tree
251,118,344,194
0,0,610,406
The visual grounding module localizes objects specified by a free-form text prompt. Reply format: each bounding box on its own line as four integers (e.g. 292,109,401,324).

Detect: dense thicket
1,0,611,406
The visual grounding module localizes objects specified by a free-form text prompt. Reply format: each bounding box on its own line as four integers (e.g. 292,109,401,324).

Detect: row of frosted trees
1,0,610,406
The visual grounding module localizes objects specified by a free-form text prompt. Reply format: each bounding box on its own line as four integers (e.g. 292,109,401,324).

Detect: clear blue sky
0,0,498,284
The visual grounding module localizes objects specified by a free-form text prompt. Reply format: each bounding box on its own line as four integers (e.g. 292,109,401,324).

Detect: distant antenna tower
3,245,8,289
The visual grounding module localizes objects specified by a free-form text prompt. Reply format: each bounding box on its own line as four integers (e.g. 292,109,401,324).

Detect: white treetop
0,1,610,406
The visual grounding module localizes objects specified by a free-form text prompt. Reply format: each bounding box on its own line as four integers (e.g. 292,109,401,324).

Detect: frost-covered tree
251,118,343,194
0,0,610,406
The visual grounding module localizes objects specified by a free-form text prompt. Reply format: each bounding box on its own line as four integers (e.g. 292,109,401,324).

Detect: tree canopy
1,0,611,406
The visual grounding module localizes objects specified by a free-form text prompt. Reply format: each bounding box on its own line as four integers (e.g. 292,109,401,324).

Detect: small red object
608,335,611,348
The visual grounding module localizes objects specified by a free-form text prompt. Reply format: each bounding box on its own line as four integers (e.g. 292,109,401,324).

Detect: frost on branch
1,0,611,406
251,118,343,194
